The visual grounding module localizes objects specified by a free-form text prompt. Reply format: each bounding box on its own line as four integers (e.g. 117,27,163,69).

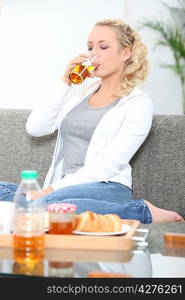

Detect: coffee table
144,222,185,278
0,222,184,278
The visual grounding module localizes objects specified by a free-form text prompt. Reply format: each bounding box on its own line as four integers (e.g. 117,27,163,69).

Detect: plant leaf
139,0,185,80
160,63,185,78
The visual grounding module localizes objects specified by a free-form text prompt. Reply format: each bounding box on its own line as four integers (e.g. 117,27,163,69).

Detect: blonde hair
95,19,148,97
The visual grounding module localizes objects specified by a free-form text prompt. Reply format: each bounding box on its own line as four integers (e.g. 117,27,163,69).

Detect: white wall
125,0,183,114
0,0,126,109
0,0,183,114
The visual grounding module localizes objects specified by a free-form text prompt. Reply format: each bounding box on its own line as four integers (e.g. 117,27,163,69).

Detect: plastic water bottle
13,170,45,263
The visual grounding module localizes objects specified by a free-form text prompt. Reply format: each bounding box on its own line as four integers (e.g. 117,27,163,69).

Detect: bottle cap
21,170,38,180
47,203,77,213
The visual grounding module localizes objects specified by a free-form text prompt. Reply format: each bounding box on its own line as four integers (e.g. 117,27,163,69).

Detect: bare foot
144,200,183,223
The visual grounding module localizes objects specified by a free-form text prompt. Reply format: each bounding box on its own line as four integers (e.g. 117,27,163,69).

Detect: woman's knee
0,181,18,190
0,181,18,202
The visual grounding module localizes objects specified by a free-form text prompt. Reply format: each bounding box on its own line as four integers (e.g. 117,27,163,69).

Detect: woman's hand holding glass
62,53,95,85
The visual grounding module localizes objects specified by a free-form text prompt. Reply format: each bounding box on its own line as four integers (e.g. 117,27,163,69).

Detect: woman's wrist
42,186,54,195
61,76,72,86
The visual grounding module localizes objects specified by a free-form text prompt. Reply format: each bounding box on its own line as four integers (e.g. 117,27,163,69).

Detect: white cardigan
26,78,154,190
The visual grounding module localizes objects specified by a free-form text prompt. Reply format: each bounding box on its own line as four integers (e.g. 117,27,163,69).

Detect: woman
0,19,183,223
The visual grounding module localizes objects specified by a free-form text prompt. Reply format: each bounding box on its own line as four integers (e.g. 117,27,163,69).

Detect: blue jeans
0,181,152,223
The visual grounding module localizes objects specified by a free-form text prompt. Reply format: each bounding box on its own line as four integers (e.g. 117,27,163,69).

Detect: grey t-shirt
60,93,120,177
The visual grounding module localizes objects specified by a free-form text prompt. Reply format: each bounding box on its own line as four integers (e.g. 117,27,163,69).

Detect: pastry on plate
73,211,122,232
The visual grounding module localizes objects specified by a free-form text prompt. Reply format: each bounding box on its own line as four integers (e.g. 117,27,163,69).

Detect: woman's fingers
62,53,91,84
89,71,95,78
68,54,88,66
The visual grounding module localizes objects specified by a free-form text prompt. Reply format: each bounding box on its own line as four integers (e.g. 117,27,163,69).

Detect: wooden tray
164,232,185,249
0,219,140,251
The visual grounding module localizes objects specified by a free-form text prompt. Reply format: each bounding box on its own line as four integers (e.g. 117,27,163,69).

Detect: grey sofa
0,109,185,218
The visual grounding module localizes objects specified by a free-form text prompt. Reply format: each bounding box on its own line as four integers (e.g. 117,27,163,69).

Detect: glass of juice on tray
47,203,77,234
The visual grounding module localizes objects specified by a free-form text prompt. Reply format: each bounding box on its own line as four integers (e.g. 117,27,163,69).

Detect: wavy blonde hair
95,19,148,97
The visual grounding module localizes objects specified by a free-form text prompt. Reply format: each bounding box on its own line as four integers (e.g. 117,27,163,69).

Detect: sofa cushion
0,109,56,186
131,115,185,216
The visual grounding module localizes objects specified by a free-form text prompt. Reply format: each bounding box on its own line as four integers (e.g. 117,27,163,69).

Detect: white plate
72,224,131,236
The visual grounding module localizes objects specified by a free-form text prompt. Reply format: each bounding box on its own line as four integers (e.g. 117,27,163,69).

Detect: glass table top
0,222,184,278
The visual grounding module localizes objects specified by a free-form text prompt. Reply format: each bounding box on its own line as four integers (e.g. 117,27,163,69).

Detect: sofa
0,109,185,219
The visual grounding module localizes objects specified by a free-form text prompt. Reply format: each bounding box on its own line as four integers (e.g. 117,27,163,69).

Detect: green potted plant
140,0,185,113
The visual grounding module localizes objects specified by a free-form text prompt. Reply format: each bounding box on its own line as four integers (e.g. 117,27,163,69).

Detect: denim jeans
0,181,152,223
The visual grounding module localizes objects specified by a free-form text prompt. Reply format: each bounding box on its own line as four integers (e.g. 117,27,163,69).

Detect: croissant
73,211,122,232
